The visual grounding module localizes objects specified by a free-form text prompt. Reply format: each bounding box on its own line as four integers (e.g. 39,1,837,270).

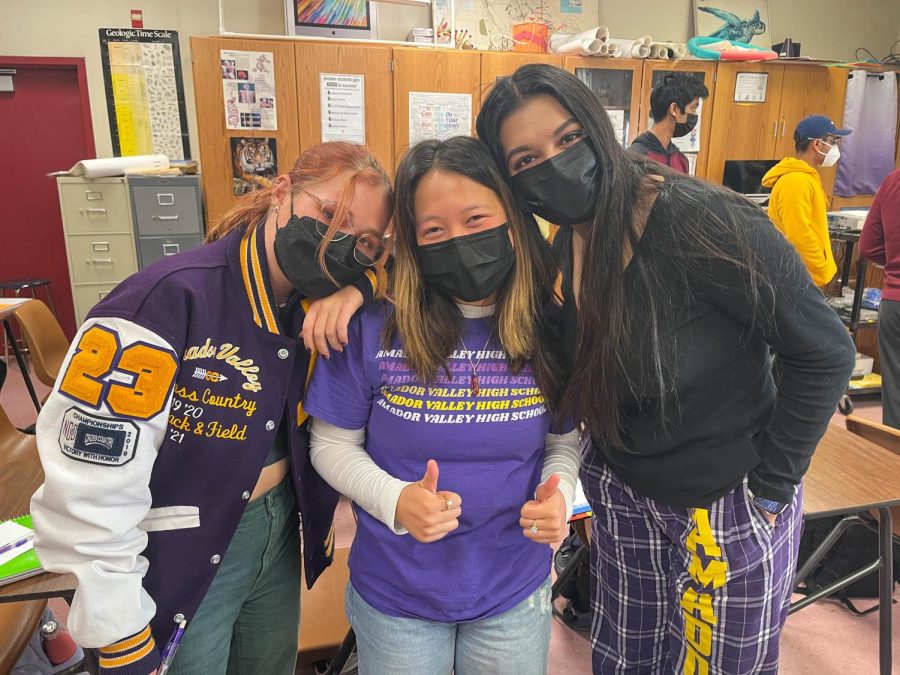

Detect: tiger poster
231,137,278,196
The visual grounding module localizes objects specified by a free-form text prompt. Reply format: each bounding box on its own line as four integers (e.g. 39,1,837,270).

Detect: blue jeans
167,479,300,675
346,577,552,675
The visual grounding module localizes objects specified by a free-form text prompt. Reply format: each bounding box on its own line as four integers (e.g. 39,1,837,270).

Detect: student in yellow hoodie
762,115,851,286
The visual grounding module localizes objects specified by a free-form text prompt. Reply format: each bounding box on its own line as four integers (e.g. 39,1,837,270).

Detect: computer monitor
285,0,377,40
722,159,779,195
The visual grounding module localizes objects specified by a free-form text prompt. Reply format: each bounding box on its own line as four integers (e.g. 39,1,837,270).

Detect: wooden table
0,427,76,604
791,425,900,675
0,298,41,412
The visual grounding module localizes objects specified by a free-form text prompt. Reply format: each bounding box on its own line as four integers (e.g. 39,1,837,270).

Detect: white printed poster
409,92,472,144
320,74,365,144
221,49,278,130
734,72,768,102
606,109,626,147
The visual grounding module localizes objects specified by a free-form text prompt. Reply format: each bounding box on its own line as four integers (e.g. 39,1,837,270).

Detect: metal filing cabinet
57,175,204,324
128,175,204,269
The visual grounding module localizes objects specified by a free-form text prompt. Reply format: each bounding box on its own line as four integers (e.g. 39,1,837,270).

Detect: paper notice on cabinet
409,92,472,144
320,74,365,144
734,72,768,102
221,49,277,130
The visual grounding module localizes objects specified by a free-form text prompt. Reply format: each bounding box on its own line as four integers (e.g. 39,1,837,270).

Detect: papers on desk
48,154,169,179
0,515,43,587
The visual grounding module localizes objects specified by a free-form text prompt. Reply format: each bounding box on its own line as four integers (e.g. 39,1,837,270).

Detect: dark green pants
168,479,301,675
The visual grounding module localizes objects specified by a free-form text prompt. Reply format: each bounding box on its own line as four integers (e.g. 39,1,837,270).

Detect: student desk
791,425,900,675
0,298,41,412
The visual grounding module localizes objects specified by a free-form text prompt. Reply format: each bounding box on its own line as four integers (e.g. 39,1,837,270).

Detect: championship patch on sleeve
58,407,140,467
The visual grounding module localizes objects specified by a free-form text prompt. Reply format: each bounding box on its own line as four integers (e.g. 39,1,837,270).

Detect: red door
0,57,95,337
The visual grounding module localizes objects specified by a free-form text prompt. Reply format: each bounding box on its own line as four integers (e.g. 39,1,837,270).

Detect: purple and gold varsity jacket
31,223,375,674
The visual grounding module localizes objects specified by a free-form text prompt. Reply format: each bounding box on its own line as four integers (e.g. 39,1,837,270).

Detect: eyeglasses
296,188,388,267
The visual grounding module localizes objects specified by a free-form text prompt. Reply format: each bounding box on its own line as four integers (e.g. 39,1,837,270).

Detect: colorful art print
231,137,277,196
295,0,371,29
221,59,236,79
693,0,770,45
236,70,249,80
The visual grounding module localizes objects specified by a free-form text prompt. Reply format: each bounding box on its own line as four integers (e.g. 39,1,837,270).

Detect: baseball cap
794,115,851,141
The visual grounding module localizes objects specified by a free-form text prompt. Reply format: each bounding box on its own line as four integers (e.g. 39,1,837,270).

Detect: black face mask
273,215,366,299
417,224,516,303
674,112,698,138
511,140,599,227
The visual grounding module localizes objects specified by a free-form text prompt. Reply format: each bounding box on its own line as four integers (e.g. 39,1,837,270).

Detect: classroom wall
1,0,897,163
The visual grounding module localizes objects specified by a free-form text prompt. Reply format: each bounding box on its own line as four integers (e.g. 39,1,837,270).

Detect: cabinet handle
780,119,786,137
85,191,104,201
772,121,778,140
98,291,110,300
157,193,175,206
92,242,111,252
87,258,113,264
162,243,181,256
154,214,180,221
80,208,108,215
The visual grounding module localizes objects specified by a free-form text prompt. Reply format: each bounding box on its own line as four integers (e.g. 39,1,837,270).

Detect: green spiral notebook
0,514,44,587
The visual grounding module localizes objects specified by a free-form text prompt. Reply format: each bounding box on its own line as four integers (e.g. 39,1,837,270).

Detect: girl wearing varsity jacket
30,142,392,675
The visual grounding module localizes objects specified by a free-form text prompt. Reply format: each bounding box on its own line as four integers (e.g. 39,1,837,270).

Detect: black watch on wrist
750,493,788,516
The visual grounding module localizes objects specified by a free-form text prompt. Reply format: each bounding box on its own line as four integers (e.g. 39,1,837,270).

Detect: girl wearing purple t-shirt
303,136,580,674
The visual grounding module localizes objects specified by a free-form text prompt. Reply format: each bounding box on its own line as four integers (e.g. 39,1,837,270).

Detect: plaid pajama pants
582,452,803,675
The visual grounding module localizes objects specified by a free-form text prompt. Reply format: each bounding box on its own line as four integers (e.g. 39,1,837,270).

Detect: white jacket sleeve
309,417,412,534
541,429,582,522
30,317,179,651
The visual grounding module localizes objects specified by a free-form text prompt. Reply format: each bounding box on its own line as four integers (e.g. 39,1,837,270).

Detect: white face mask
817,139,841,167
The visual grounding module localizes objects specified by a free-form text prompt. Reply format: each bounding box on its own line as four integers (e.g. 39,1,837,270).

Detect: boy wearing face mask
763,115,851,287
630,73,709,173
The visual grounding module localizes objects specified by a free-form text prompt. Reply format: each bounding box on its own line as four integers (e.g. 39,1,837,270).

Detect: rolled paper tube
551,37,604,55
607,37,652,58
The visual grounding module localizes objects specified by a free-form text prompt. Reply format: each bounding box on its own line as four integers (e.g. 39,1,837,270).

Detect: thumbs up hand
396,460,463,543
519,473,567,544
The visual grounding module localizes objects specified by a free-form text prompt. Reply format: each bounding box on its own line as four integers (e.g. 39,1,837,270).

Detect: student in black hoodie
478,64,854,675
630,73,709,173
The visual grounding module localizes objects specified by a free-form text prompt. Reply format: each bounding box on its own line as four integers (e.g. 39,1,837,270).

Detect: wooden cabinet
564,58,644,146
707,63,847,195
295,42,395,174
638,60,717,178
480,52,564,90
392,47,482,162
191,37,301,228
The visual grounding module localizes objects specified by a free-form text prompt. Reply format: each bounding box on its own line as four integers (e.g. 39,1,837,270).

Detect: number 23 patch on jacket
59,407,141,466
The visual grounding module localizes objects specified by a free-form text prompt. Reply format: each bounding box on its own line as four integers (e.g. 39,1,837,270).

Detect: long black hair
477,64,771,447
387,136,566,412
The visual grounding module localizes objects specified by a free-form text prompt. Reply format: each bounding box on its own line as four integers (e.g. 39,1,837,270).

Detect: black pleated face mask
510,140,600,227
273,215,366,299
416,224,516,303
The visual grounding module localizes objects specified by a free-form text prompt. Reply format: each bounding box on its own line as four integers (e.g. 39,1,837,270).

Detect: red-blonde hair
208,143,392,289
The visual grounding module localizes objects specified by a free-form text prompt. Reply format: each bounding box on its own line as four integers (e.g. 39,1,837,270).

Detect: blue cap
794,115,851,141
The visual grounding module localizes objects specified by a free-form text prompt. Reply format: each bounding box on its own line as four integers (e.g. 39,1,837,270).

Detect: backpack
553,527,592,631
795,513,900,614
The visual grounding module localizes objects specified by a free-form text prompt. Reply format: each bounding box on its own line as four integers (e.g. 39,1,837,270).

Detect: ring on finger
530,520,538,534
445,498,454,510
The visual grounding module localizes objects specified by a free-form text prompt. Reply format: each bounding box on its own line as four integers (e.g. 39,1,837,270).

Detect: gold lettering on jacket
173,385,258,418
182,339,262,392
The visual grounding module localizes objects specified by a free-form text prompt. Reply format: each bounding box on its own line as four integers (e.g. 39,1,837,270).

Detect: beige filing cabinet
57,177,139,325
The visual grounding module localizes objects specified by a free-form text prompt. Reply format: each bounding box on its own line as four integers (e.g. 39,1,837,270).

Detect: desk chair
0,401,47,671
0,599,48,673
1,279,57,365
845,415,900,537
298,547,352,673
12,300,68,392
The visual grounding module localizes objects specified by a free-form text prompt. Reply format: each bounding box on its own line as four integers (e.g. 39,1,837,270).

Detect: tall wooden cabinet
392,47,482,162
295,42,395,174
564,57,644,147
707,63,847,196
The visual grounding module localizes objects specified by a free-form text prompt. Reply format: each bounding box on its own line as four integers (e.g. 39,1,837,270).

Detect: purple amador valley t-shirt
304,302,562,622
